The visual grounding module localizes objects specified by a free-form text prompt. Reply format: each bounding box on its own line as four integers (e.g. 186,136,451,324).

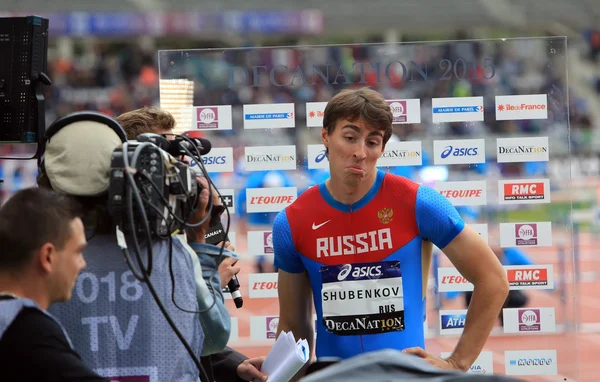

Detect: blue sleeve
502,248,535,266
272,209,305,274
236,189,247,216
415,185,465,249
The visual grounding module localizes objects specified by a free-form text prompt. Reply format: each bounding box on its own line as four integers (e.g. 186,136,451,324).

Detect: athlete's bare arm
276,269,315,380
440,224,509,370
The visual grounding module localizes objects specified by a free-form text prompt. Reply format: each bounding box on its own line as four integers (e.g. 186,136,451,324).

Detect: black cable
133,163,223,314
116,136,234,380
165,141,233,315
124,143,154,278
133,134,233,316
117,142,210,382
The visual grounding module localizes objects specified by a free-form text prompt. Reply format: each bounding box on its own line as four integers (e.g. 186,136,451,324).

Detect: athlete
272,87,509,378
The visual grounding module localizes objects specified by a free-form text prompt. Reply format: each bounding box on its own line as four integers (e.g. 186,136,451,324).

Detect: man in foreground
0,187,108,381
273,87,509,378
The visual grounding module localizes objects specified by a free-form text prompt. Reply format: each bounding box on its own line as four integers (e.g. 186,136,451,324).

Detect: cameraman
116,106,267,382
116,107,241,284
38,114,236,382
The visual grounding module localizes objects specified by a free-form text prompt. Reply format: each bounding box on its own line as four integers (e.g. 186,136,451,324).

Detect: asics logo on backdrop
441,146,478,159
315,150,327,163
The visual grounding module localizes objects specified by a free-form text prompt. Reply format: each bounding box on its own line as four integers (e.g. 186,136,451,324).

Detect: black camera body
107,140,198,238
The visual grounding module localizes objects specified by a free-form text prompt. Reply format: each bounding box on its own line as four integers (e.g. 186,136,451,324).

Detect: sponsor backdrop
158,38,574,379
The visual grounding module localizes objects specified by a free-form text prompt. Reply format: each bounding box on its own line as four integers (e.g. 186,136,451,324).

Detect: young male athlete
272,87,509,378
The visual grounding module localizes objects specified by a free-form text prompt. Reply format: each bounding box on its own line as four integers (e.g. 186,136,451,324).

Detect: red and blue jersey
273,169,465,359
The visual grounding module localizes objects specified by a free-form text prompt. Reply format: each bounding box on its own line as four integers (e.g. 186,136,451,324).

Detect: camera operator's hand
186,177,221,243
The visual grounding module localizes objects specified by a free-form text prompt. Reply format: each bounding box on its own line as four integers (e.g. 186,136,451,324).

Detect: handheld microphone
204,220,244,309
228,275,243,309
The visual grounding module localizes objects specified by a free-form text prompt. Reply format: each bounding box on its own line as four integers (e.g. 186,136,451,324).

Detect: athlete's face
322,118,385,186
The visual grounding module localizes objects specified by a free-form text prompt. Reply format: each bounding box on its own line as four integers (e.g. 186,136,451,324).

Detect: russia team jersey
273,169,465,359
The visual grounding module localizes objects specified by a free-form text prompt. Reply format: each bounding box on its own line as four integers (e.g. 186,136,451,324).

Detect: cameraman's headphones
45,111,128,142
37,111,128,188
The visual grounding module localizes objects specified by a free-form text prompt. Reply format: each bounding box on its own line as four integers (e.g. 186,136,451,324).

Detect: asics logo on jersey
316,228,392,258
337,264,383,281
337,264,352,280
312,220,331,230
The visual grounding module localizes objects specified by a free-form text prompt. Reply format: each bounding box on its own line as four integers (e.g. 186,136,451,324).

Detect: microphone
228,275,243,309
186,137,212,155
135,133,171,151
166,136,212,157
204,220,243,309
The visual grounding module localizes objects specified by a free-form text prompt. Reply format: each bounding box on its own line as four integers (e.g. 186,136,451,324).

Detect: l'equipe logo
246,187,297,213
249,273,278,298
433,139,485,165
437,267,473,292
434,180,487,206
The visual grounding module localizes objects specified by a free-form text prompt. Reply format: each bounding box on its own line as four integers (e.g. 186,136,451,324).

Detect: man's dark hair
322,87,394,157
0,187,83,272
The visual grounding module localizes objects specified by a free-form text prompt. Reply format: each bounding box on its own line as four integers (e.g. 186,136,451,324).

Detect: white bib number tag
320,261,404,336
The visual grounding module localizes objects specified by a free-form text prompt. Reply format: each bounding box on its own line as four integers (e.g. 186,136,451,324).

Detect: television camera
106,131,241,302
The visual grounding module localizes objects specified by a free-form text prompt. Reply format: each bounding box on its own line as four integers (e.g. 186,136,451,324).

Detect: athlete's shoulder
286,184,323,216
382,171,420,188
379,172,421,205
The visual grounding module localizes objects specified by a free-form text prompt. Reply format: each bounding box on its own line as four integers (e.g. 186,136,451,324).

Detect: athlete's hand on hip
402,347,465,371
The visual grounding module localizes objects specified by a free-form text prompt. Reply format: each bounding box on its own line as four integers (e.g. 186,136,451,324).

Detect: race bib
320,261,404,336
